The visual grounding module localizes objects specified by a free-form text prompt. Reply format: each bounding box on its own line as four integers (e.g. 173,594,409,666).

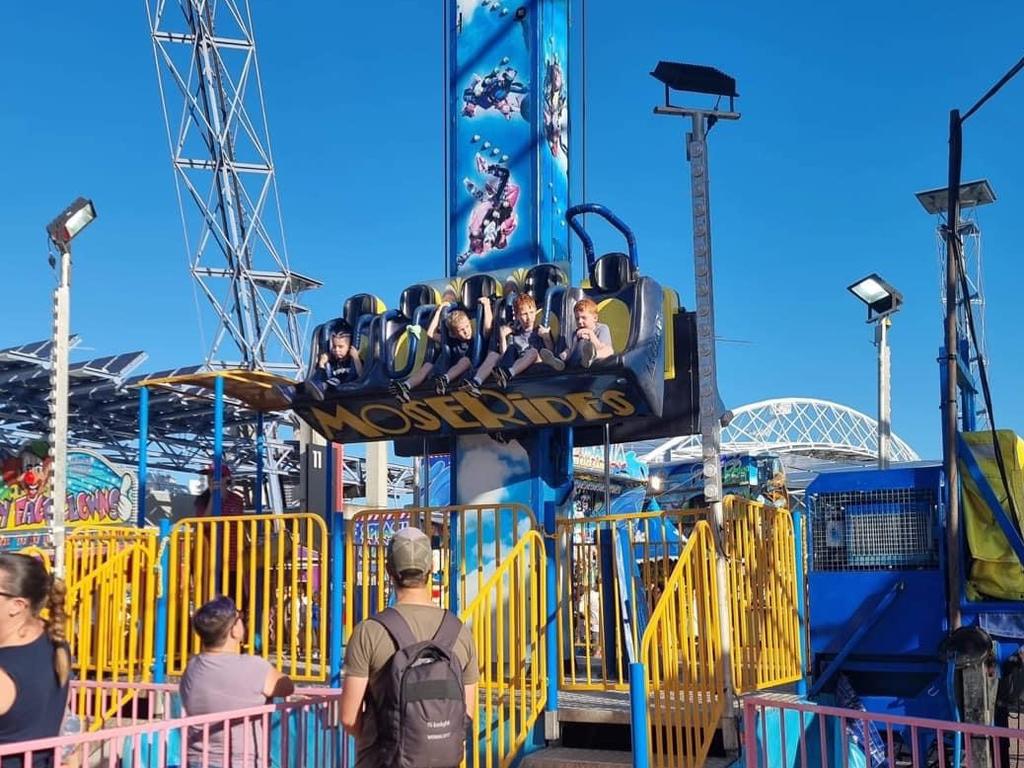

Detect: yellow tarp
960,430,1024,601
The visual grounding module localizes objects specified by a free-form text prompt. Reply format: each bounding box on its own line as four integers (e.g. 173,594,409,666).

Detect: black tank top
0,632,69,768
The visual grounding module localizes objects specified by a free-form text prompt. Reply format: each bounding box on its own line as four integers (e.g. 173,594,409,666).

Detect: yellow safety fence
640,520,726,768
66,540,157,723
723,496,802,693
66,527,158,593
345,503,537,640
461,529,547,768
166,513,328,682
556,508,709,691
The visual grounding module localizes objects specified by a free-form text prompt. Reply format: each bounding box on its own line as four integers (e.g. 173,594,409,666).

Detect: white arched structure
637,397,919,464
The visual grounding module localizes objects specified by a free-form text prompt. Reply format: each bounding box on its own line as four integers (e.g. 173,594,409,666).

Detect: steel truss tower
916,180,995,431
146,0,320,509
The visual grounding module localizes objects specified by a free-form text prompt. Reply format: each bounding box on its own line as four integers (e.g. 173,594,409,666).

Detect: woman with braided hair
0,553,71,767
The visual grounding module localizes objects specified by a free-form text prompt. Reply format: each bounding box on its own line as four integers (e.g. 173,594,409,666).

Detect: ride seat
523,263,568,309
381,284,440,379
342,293,387,362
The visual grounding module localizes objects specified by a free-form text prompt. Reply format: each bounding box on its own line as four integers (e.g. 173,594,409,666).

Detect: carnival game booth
288,205,700,453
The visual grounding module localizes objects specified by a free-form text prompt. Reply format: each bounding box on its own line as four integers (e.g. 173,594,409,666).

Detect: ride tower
146,0,320,510
443,1,573,515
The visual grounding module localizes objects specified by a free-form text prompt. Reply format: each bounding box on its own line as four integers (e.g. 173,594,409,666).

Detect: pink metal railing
3,681,345,768
743,694,1024,768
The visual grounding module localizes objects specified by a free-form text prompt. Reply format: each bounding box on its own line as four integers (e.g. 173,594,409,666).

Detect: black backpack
369,608,468,768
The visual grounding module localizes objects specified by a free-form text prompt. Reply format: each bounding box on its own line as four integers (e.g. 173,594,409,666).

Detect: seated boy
390,297,492,402
460,294,552,396
308,330,362,400
539,297,613,370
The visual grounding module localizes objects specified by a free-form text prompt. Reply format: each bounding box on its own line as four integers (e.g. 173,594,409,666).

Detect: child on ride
539,297,613,370
312,330,362,399
460,293,553,396
390,297,493,403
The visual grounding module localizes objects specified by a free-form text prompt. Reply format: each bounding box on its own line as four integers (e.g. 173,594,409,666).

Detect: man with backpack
340,527,479,768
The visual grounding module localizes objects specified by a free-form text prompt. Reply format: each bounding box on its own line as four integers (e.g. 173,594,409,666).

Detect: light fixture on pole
46,197,97,578
651,58,741,745
848,273,903,470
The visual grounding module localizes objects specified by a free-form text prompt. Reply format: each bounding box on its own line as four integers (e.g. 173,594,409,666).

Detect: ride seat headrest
524,264,568,305
343,293,384,326
399,284,436,319
461,274,499,307
591,252,636,294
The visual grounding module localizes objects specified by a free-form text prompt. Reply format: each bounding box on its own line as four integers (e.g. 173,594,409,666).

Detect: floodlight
650,61,738,98
47,197,97,247
848,273,903,323
915,180,995,215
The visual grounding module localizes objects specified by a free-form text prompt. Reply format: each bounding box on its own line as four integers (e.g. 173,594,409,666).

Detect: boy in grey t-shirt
180,597,294,768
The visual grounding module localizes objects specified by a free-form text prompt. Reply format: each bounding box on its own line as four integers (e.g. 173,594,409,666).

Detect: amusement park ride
7,3,1024,768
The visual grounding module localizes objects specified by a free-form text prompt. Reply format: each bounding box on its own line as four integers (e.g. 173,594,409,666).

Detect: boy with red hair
460,294,552,395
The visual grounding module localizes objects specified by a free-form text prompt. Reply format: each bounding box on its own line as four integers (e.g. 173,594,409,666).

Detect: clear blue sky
2,1,1023,460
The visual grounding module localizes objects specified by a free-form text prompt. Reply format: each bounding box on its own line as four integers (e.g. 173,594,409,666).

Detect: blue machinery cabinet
806,464,954,724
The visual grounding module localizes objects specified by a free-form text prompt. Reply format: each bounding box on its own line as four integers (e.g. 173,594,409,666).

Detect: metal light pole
848,273,903,470
876,318,892,470
651,60,741,746
45,197,97,578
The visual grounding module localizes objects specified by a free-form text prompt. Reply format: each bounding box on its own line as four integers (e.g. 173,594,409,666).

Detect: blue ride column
446,0,572,746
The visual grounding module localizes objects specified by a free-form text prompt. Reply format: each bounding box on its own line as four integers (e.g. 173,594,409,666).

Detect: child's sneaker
434,374,450,395
389,380,411,404
494,367,512,390
539,348,565,371
458,377,482,397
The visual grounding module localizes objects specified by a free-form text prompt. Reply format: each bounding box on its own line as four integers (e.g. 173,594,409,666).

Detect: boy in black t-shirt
309,330,362,400
391,298,492,403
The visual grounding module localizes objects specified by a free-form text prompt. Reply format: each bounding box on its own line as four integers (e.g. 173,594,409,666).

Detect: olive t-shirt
343,603,479,768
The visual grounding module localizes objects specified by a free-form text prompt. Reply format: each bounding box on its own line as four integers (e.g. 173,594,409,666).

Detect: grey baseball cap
387,527,433,576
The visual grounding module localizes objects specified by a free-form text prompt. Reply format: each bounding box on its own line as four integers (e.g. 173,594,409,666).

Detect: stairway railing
461,529,547,768
639,520,726,768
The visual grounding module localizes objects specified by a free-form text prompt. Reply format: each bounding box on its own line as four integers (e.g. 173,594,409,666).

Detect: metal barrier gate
344,503,537,640
556,509,708,691
724,497,802,693
165,513,328,681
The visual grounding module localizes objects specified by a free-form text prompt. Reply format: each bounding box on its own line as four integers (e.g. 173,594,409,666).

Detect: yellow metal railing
66,540,157,717
166,513,328,681
65,527,157,592
557,512,674,691
345,503,537,640
461,529,546,768
640,520,725,768
724,497,802,693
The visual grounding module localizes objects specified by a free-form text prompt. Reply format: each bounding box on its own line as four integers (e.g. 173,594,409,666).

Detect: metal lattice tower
635,398,919,464
145,0,319,375
916,180,995,430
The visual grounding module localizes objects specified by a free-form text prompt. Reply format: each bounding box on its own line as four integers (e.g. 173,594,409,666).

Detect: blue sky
2,1,1023,461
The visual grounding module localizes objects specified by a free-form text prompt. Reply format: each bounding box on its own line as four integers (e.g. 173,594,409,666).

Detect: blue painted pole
327,442,344,687
448,509,460,616
794,508,808,697
629,662,650,768
255,411,265,515
543,499,559,718
213,375,224,517
137,386,149,528
153,518,171,683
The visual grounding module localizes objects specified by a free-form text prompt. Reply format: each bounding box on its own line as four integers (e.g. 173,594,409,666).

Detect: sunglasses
0,591,23,600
